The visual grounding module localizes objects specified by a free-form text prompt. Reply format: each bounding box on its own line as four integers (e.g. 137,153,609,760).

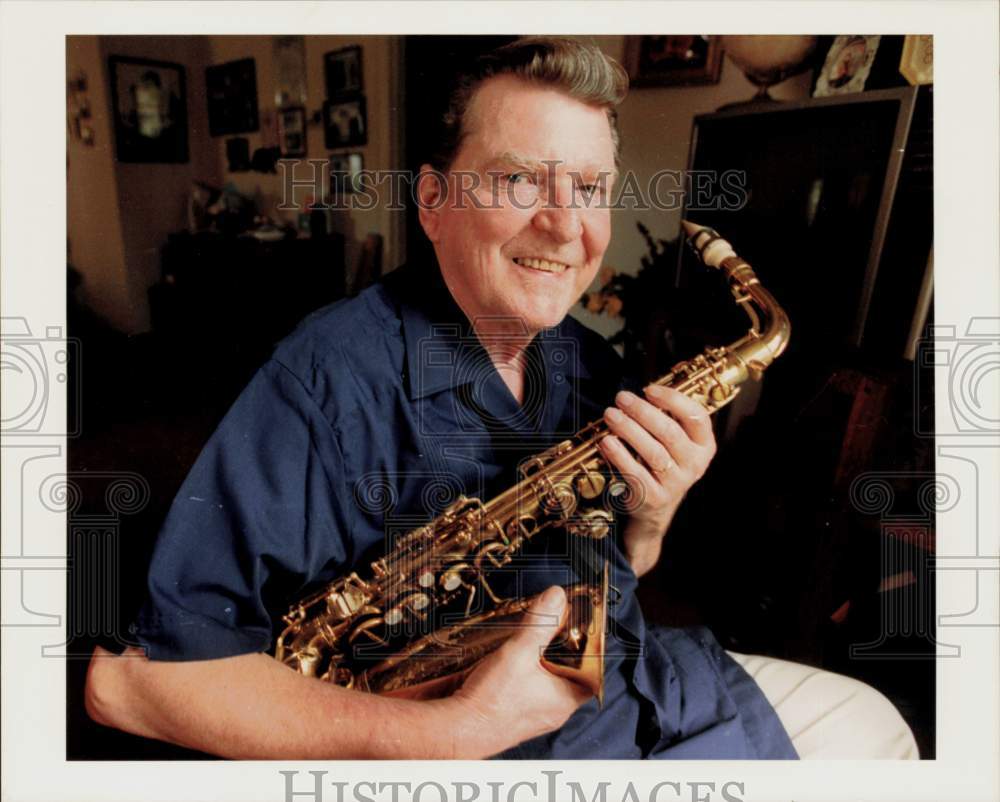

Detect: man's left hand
597,385,717,576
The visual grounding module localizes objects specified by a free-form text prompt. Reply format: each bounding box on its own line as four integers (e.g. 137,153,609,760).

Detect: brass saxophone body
274,222,790,701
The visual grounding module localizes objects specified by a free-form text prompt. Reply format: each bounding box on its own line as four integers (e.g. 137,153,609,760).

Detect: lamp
721,35,819,103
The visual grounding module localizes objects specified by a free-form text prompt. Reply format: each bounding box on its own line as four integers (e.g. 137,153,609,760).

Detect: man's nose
532,179,583,242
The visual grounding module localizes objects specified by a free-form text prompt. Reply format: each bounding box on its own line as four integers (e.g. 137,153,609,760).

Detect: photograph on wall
277,105,306,156
108,56,188,163
205,57,260,136
324,44,363,97
623,35,723,86
814,35,882,96
323,96,367,147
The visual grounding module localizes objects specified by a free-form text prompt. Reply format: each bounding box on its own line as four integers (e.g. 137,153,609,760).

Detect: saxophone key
474,540,511,570
575,469,606,500
325,587,368,619
709,383,731,403
441,564,471,592
347,616,389,647
607,478,628,498
570,509,613,539
542,480,578,517
507,515,538,541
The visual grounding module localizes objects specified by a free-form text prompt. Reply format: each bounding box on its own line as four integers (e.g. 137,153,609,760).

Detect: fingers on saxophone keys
642,385,715,449
605,392,679,473
597,435,659,508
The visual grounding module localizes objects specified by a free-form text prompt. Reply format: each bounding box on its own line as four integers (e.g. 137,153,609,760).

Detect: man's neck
474,325,536,406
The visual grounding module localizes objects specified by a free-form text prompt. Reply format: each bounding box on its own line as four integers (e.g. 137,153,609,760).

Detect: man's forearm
85,647,479,759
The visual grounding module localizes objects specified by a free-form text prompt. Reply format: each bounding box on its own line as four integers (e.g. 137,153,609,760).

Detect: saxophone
274,221,790,702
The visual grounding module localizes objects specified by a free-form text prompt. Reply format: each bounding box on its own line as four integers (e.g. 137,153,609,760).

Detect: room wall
66,37,132,332
572,36,813,338
103,36,220,333
67,36,219,333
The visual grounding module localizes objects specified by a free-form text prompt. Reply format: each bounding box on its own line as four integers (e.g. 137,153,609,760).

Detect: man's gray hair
430,36,629,172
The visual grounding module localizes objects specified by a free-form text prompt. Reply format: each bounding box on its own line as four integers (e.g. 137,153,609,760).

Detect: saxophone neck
681,220,791,368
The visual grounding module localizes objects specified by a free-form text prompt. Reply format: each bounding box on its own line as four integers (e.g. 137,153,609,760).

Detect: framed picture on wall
813,35,882,97
278,106,306,157
324,45,363,98
205,58,260,136
108,56,189,163
323,97,367,148
623,35,723,87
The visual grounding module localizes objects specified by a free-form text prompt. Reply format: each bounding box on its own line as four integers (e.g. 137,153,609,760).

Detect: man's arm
85,586,589,759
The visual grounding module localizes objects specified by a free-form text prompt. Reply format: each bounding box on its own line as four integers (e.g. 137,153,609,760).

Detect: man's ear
416,164,447,243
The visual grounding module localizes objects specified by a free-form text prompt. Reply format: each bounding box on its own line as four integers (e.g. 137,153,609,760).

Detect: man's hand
597,385,717,576
449,585,592,757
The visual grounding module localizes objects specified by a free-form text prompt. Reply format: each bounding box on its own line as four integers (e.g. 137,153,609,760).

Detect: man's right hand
446,585,593,757
84,585,590,759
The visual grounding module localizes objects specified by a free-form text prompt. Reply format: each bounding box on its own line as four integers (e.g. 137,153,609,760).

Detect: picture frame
623,35,723,87
273,35,307,107
205,57,260,137
813,35,882,97
277,106,307,157
108,56,189,163
324,45,363,98
323,97,367,148
328,152,364,196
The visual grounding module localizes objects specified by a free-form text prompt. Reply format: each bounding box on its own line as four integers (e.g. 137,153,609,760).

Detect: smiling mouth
512,257,570,274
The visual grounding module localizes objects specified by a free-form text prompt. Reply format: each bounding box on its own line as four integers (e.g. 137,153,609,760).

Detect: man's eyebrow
484,152,543,172
575,164,620,184
485,152,618,182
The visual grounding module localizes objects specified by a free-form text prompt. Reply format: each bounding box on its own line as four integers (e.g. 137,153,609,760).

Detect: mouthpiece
681,220,737,269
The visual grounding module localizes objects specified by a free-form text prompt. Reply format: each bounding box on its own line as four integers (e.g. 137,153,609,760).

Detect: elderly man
86,37,916,760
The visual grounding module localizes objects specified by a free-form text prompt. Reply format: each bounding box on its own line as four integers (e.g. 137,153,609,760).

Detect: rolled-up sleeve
134,360,354,661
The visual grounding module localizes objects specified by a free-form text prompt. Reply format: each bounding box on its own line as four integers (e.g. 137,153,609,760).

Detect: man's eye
505,172,533,185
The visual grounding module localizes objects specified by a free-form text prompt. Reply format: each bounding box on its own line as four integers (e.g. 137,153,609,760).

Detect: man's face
419,74,617,335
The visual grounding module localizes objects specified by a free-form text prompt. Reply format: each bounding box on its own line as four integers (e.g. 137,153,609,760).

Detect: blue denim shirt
135,260,797,760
